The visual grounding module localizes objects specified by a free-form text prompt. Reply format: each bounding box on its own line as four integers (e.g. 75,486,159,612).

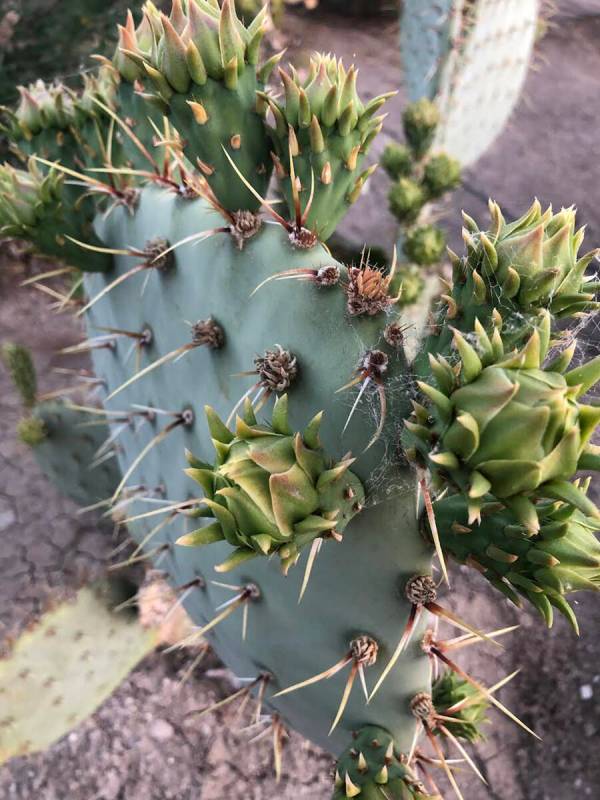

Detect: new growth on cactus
383,98,462,309
179,395,365,576
2,1,600,798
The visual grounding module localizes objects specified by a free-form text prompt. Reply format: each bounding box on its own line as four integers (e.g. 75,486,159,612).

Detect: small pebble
579,684,593,700
149,719,174,741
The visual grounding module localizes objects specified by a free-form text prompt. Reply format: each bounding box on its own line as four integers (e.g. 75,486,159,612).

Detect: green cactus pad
179,395,365,573
432,0,540,167
113,0,274,212
83,185,432,755
400,0,458,102
406,312,600,531
434,493,600,631
401,0,540,168
333,726,432,799
0,160,111,272
263,53,392,239
0,583,156,764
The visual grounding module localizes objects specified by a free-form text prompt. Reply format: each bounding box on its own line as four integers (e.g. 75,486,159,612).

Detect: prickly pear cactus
0,582,157,764
400,0,540,167
2,1,600,797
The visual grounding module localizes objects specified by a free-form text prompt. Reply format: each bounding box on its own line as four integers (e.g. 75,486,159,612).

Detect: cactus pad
0,583,156,764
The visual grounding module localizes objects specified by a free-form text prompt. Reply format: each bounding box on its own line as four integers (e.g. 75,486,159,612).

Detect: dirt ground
1,2,600,798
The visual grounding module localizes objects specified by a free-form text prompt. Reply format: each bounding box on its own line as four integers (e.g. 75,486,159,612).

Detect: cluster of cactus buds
407,312,600,528
261,52,393,239
383,98,462,307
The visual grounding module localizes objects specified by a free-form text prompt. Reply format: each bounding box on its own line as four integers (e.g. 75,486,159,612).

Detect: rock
149,719,175,741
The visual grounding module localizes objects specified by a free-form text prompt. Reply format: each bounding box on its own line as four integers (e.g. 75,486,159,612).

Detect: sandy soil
1,2,600,798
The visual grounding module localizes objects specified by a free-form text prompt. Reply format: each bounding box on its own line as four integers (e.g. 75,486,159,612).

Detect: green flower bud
179,396,365,574
402,98,439,160
404,224,446,266
423,153,462,198
432,671,490,743
381,142,413,180
388,177,426,224
406,312,600,531
396,265,425,306
461,200,600,318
